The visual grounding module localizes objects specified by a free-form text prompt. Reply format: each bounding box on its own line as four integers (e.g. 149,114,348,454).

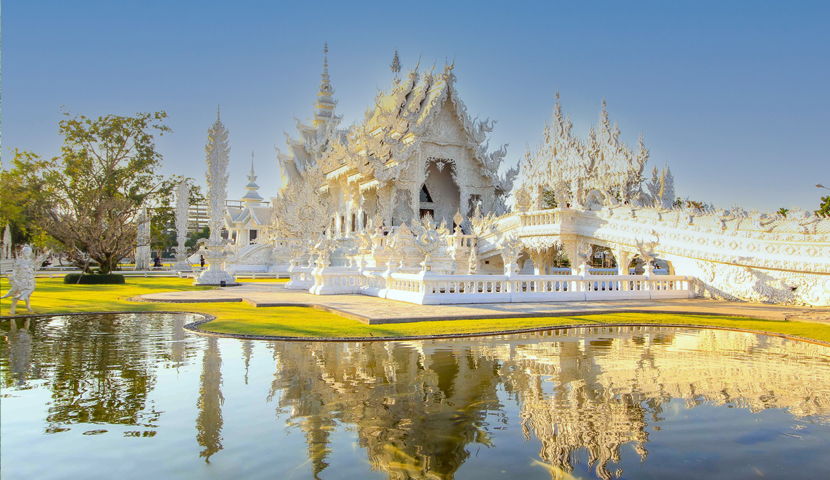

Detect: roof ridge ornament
391,48,401,82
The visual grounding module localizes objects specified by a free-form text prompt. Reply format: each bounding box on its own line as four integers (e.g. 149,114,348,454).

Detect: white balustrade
301,259,694,304
285,266,314,290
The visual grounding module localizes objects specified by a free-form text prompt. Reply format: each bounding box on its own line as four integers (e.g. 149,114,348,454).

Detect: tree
14,111,180,274
186,226,210,251
149,182,204,255
816,196,830,218
777,207,790,218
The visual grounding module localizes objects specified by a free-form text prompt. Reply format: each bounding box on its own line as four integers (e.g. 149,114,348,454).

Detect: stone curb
130,295,815,325
0,310,216,323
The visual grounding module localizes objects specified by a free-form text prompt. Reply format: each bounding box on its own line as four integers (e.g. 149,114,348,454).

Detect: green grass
2,277,829,342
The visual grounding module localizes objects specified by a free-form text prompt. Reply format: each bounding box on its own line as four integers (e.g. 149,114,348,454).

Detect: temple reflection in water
3,316,830,479
265,326,830,479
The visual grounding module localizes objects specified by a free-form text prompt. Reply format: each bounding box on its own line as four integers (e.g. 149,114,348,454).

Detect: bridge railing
381,272,694,305
520,210,560,228
292,264,695,305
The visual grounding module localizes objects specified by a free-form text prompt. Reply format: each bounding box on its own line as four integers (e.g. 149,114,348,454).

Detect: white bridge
227,204,828,307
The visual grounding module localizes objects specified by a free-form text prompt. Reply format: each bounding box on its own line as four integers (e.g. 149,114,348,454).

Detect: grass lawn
2,277,829,342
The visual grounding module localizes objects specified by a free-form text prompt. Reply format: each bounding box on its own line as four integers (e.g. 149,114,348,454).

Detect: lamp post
817,184,829,191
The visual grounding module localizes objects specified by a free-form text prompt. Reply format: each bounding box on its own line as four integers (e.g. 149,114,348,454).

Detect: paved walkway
134,283,830,325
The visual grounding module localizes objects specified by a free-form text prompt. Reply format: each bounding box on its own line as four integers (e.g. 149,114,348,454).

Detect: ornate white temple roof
315,59,515,195
278,44,349,188
241,152,264,204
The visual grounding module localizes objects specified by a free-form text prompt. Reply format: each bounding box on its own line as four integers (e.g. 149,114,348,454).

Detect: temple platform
133,283,830,325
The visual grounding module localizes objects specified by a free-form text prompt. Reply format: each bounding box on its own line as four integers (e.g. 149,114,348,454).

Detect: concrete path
134,283,830,325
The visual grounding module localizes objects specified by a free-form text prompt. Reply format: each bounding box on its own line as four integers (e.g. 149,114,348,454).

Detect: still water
2,313,830,479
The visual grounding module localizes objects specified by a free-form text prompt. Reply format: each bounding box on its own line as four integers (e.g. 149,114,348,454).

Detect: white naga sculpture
195,108,237,286
174,181,191,271
2,245,46,314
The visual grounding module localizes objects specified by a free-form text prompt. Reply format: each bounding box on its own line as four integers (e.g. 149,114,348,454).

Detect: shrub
63,274,126,285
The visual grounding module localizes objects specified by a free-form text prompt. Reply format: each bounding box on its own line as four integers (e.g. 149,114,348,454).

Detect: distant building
225,155,270,246
187,204,210,233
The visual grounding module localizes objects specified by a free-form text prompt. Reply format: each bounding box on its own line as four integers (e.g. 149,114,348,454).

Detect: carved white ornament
195,110,235,285
1,245,47,314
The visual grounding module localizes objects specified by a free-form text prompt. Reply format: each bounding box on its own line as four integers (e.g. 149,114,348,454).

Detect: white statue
2,224,11,260
2,245,47,314
413,215,441,270
498,234,523,276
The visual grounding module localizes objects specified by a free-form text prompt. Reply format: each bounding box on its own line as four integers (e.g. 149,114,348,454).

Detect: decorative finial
602,98,606,110
323,42,328,68
217,102,221,120
251,151,255,174
391,48,401,76
555,91,560,101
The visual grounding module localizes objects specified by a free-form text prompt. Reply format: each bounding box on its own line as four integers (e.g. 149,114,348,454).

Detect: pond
2,313,830,479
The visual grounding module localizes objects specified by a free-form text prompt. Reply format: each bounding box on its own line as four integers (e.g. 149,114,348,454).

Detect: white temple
276,44,516,233
226,153,269,247
220,46,830,306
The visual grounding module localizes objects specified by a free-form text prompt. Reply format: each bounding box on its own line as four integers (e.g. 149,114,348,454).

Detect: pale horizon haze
3,1,829,213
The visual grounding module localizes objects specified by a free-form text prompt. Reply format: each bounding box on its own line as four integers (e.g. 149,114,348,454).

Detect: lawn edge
185,315,830,346
4,306,829,347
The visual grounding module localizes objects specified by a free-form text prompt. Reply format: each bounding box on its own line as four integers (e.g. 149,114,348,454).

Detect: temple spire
242,151,263,205
313,42,336,127
391,48,401,82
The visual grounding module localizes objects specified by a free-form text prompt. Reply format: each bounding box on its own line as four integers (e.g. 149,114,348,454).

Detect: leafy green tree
14,111,183,274
1,154,48,247
777,207,790,218
149,183,204,255
816,196,830,218
186,226,210,250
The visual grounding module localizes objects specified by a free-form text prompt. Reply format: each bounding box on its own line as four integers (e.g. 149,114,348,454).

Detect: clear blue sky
4,1,829,212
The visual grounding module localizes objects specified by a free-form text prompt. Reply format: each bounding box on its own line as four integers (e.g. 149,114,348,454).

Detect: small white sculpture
2,224,11,260
414,215,441,270
2,245,47,314
498,235,523,276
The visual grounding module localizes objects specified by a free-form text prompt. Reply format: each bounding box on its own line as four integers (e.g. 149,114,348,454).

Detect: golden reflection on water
3,316,830,480
265,327,830,480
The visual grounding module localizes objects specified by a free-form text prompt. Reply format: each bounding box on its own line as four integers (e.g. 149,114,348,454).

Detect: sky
3,1,829,212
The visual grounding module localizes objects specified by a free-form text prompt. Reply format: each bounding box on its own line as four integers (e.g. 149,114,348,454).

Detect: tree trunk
98,253,113,274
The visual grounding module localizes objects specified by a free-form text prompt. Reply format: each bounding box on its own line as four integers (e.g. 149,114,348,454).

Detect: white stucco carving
195,108,236,286
2,224,11,260
1,245,46,314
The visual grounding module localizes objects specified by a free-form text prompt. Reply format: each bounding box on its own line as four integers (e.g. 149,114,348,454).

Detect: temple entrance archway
421,159,460,226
